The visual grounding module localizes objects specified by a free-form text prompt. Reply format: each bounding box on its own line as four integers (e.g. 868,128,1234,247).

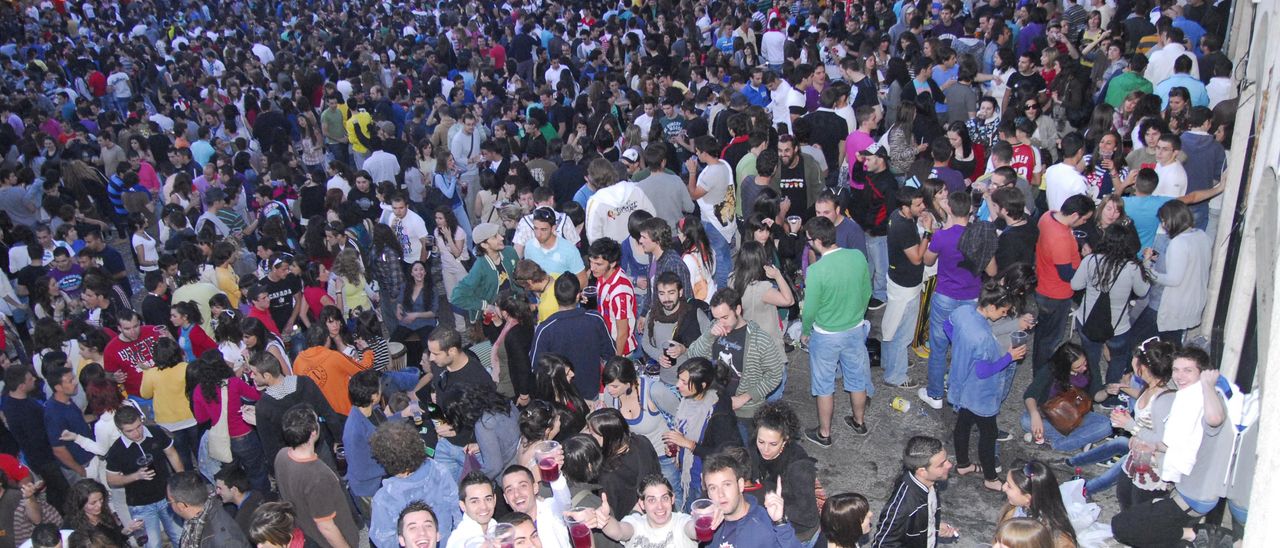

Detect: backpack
1080,273,1129,341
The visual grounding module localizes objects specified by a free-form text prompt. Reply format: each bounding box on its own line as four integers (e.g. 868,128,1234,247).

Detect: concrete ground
776,342,1123,547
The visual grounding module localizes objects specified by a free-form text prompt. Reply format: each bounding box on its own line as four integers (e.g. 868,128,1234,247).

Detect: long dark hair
731,240,773,299
533,354,587,433
401,261,432,311
1090,223,1149,291
586,408,632,465
192,350,233,402
1047,342,1087,393
445,383,514,429
677,214,713,272
1007,460,1078,545
63,479,121,532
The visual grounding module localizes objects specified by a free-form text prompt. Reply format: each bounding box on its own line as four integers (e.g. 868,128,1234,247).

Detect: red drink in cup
566,510,592,548
691,499,716,542
665,441,678,458
534,440,562,482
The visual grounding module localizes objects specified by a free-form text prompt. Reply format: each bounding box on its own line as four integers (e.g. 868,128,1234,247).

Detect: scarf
490,319,517,383
179,495,222,548
647,299,690,346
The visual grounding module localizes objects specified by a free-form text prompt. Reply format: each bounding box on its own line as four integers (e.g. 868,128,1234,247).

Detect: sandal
982,479,1003,492
955,463,981,476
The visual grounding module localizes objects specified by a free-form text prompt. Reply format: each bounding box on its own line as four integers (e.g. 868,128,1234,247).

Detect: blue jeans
452,205,473,247
808,321,873,397
1032,294,1073,371
658,454,683,510
434,438,467,483
766,367,787,402
230,431,271,494
701,221,733,291
1067,436,1130,496
1020,410,1113,453
168,425,199,472
864,234,889,301
926,293,973,399
1078,321,1134,385
881,281,921,386
130,499,183,548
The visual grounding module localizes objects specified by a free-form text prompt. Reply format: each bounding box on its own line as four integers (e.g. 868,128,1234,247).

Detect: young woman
61,479,140,547
29,275,73,323
331,247,372,316
997,461,1078,548
1081,131,1128,198
1072,223,1150,386
658,357,744,510
676,215,716,302
241,316,292,376
130,212,158,273
600,357,680,503
62,379,138,525
392,261,438,369
585,408,663,522
533,354,589,441
947,121,982,183
818,493,874,548
1131,201,1212,344
441,383,521,480
1020,342,1114,453
911,178,950,358
171,301,217,363
731,241,795,348
247,501,309,548
496,290,535,404
947,282,1024,491
300,262,334,326
1077,194,1136,254
435,206,470,313
190,352,269,493
515,399,562,472
746,402,819,544
318,304,359,359
140,337,199,470
213,309,248,376
1068,338,1176,501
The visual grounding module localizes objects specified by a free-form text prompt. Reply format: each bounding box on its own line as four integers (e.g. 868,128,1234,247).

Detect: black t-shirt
887,210,925,287
1006,71,1047,99
684,115,709,140
803,110,848,178
15,264,48,293
105,425,174,506
263,274,303,330
712,324,748,379
778,159,808,213
429,351,497,410
995,222,1040,272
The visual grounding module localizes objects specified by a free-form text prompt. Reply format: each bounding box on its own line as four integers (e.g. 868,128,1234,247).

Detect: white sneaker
917,387,944,409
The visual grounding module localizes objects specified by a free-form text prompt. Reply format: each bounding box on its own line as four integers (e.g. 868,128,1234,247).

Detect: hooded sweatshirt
585,180,656,243
291,346,366,416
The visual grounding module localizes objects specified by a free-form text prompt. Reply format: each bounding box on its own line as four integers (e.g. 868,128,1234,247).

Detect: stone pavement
775,344,1123,547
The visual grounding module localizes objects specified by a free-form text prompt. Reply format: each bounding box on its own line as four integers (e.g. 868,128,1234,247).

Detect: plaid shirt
369,244,406,300
597,267,637,355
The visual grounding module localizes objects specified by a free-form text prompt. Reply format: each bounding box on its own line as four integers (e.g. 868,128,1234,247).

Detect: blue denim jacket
945,305,1017,417
370,459,461,548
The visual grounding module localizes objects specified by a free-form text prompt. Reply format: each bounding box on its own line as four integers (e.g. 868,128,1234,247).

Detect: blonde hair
332,247,364,283
993,518,1054,548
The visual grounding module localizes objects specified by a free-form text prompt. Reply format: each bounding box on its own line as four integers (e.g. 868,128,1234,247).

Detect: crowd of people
0,0,1259,545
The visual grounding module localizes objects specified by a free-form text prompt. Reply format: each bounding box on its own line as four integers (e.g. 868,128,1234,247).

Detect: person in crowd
500,464,573,548
273,404,360,548
699,451,801,546
213,465,267,537
103,405,184,548
246,501,309,548
872,436,960,546
1130,200,1212,344
446,472,500,548
1021,342,1114,454
60,479,142,546
584,408,662,521
996,461,1079,548
530,275,616,401
746,402,819,544
450,222,520,324
1032,194,1096,371
3,365,73,512
367,419,461,548
291,324,368,416
882,187,932,389
919,190,986,409
245,353,345,478
190,351,269,493
166,471,252,548
341,369,386,519
1072,223,1151,388
817,492,873,548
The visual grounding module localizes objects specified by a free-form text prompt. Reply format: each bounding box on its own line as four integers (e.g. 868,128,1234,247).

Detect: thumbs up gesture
764,477,786,523
591,492,614,528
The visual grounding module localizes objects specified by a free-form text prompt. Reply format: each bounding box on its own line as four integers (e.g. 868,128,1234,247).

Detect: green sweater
450,247,520,321
1104,71,1154,109
688,320,785,419
801,248,871,336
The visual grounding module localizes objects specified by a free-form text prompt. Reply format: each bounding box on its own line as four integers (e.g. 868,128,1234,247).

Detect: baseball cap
0,454,31,483
858,143,891,160
472,222,502,243
621,148,641,164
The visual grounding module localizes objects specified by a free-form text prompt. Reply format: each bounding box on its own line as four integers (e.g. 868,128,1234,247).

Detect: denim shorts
808,321,873,396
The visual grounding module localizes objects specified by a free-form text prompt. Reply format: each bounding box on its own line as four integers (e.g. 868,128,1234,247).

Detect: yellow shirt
341,275,372,315
139,363,197,428
537,274,560,323
215,265,241,308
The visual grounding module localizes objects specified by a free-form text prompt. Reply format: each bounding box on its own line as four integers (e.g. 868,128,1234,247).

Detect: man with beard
775,135,823,220
643,272,710,385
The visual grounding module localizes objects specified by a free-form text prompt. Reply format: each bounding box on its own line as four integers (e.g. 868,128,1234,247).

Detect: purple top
929,225,982,300
1048,372,1091,399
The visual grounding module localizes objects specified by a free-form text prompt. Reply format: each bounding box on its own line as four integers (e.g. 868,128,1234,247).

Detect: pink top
844,130,875,179
193,377,261,437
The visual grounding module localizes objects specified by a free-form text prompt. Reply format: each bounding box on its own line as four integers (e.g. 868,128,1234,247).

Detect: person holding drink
568,474,698,547
695,452,803,547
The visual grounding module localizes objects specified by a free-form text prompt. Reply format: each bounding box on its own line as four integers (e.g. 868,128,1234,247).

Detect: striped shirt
596,268,637,355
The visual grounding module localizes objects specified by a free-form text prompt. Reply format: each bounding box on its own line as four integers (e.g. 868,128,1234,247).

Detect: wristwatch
773,516,790,526
922,230,933,239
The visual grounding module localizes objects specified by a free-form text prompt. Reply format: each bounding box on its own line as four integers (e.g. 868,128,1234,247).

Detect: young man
1152,133,1190,198
700,453,799,546
369,421,460,548
637,217,692,318
584,156,656,244
850,145,898,304
587,238,638,358
261,253,304,345
590,474,698,547
919,191,989,409
497,512,544,548
1043,132,1089,211
246,353,345,478
635,144,696,227
43,366,93,481
991,182,1039,272
500,465,572,548
643,272,710,386
530,274,617,401
424,327,495,409
677,288,786,435
871,436,959,546
140,271,173,330
105,406,184,547
1179,107,1227,231
446,472,499,548
882,188,932,390
274,405,360,548
342,370,386,518
47,247,83,302
383,192,431,266
166,472,251,548
1033,194,1096,371
398,501,442,548
813,192,867,256
1122,168,1175,253
79,277,121,332
521,207,587,286
2,365,71,512
214,465,266,537
685,136,736,289
513,188,579,257
800,217,873,445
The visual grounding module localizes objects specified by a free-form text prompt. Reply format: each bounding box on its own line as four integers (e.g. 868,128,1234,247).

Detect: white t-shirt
621,512,697,548
696,159,737,241
387,210,430,263
1154,161,1189,197
1043,162,1089,211
131,232,159,272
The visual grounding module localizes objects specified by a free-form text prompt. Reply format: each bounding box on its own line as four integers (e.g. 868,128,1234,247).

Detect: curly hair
751,401,802,443
369,420,428,476
445,383,514,431
191,350,233,401
63,479,121,532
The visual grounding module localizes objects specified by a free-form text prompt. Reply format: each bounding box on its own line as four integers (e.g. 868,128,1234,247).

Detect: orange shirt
291,347,367,415
1035,213,1082,300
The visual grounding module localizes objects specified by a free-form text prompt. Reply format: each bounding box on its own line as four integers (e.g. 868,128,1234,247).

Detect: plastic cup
534,440,561,482
489,522,516,548
565,509,593,548
691,498,716,542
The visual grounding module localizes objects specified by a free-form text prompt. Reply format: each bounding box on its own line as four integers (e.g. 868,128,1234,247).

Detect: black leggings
1112,497,1199,547
954,408,999,481
1116,474,1165,510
